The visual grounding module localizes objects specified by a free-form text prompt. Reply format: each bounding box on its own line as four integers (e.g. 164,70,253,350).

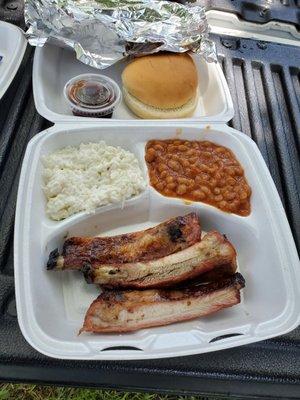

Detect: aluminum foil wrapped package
25,0,217,69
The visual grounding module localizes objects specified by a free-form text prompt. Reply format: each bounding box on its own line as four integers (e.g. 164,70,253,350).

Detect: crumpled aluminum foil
25,0,217,69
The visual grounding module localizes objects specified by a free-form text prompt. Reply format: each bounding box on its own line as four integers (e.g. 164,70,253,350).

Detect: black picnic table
0,1,299,398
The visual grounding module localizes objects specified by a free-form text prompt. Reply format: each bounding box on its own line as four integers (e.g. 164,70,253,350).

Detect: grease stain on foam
183,200,193,206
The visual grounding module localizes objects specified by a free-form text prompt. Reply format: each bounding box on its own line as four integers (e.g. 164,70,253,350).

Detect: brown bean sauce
145,139,251,216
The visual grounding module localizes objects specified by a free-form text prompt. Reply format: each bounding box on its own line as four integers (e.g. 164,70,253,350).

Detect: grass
0,384,223,400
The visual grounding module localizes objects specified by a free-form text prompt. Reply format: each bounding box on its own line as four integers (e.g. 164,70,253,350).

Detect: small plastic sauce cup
63,74,121,118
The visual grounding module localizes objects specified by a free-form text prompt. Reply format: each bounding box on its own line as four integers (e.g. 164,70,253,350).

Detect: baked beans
145,139,251,216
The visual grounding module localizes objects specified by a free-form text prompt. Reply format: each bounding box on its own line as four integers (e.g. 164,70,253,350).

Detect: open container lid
32,45,234,125
28,0,234,125
0,21,27,100
32,9,300,126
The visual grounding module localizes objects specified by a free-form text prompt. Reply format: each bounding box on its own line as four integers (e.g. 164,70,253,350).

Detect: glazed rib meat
80,273,245,333
47,213,201,270
83,231,237,288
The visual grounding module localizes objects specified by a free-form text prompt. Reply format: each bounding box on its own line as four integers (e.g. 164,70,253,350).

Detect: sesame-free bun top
122,53,198,109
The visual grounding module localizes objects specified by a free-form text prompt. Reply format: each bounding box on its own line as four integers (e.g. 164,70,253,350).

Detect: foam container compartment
32,44,234,123
0,21,27,100
15,122,300,360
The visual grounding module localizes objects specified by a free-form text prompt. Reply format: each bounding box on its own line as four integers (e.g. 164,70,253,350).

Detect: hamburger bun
122,53,198,119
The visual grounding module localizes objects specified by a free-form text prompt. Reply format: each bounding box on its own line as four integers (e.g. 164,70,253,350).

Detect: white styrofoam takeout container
0,21,27,100
15,28,300,358
32,44,234,124
15,122,300,360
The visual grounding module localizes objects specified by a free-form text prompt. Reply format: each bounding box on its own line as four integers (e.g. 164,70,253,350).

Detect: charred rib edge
47,249,60,270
